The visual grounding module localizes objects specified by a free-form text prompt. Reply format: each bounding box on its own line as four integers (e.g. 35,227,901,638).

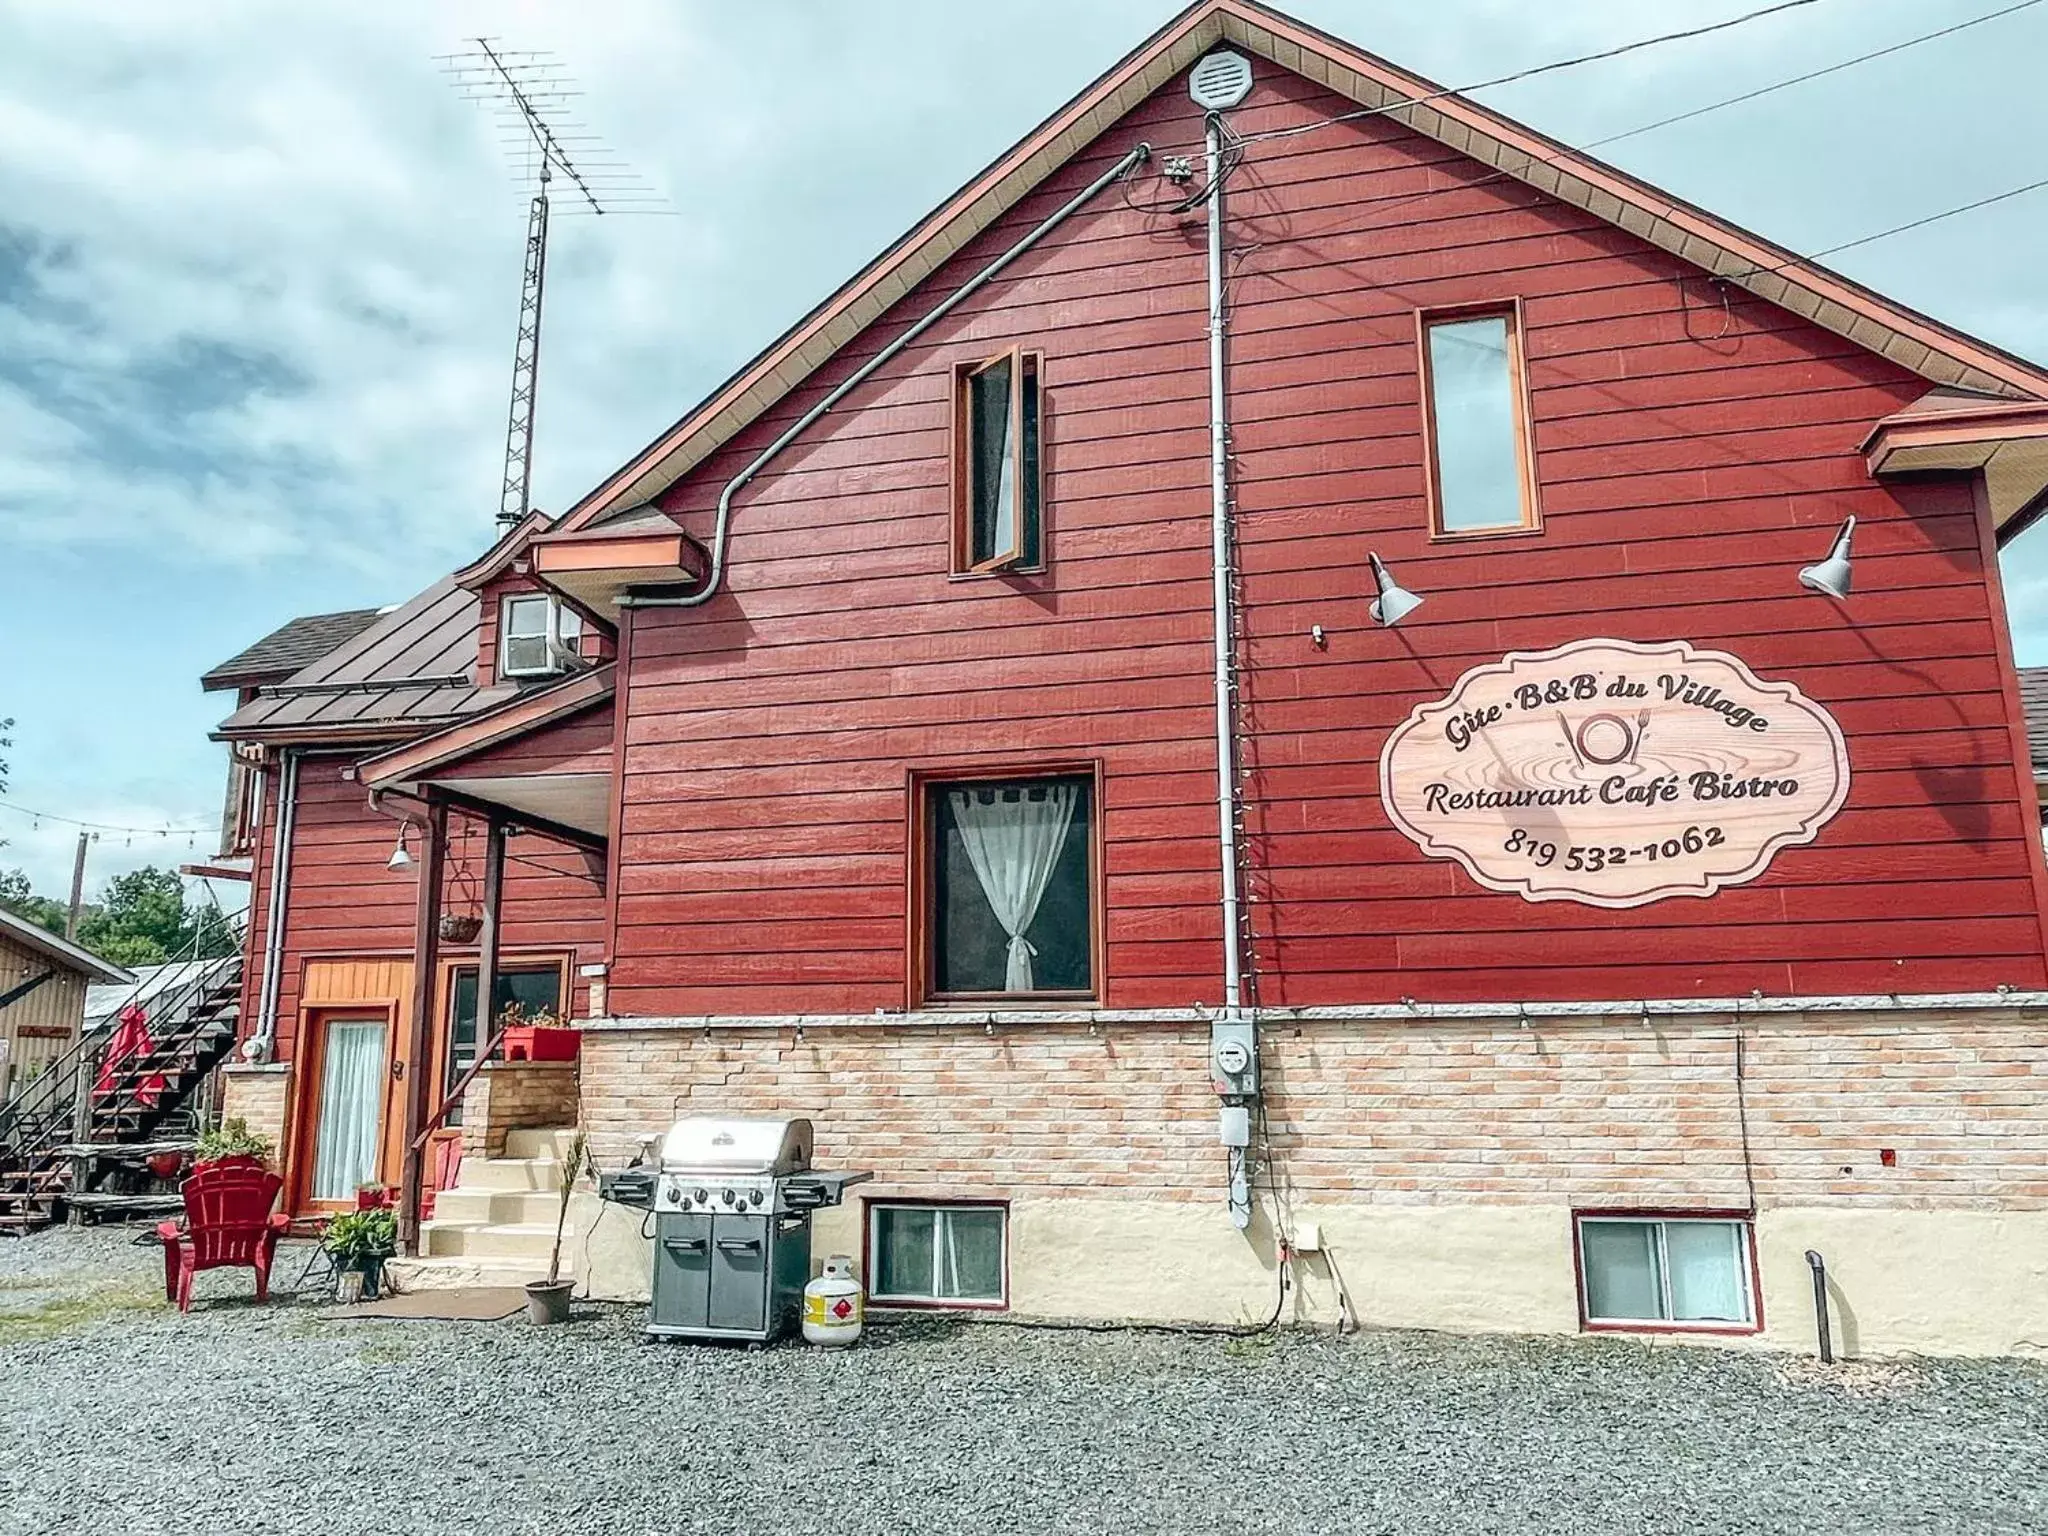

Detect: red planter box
501,1025,582,1063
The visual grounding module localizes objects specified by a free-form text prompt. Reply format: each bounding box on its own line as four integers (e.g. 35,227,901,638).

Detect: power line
1742,174,2048,276
1233,0,1829,147
1589,0,2047,150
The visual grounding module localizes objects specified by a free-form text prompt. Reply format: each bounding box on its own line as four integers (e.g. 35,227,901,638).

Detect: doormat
329,1288,528,1322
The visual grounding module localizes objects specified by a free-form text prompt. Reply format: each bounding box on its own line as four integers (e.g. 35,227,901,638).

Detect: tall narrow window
1420,307,1539,536
953,348,1042,572
924,772,1093,1000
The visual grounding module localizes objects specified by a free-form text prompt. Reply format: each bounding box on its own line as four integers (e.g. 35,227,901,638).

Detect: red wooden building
205,0,2048,1351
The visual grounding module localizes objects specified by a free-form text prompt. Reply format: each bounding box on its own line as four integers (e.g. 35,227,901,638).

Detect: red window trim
1415,298,1544,542
1571,1206,1764,1337
862,1197,1011,1312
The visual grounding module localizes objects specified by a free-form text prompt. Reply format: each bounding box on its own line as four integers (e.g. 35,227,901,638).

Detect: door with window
303,1012,392,1208
441,961,567,1125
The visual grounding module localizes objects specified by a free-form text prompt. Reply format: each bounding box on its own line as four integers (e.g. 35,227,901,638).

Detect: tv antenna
439,39,668,531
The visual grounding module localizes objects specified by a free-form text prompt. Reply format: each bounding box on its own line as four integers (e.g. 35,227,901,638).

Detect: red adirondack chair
156,1164,291,1313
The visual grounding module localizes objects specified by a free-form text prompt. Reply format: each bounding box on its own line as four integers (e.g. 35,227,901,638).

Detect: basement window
952,348,1042,573
1576,1214,1758,1332
922,772,1095,1002
500,594,582,680
868,1202,1007,1308
1420,306,1540,537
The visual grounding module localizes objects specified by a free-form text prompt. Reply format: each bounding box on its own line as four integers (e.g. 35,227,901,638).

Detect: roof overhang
549,0,2048,537
451,509,555,591
358,666,615,846
531,523,700,618
0,907,134,985
1862,399,2048,544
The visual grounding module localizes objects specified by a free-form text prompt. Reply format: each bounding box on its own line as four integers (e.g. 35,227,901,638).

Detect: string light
0,801,213,838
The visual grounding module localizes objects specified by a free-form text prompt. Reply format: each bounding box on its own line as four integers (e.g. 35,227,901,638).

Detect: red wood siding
447,699,615,780
250,754,608,1061
607,63,2048,1016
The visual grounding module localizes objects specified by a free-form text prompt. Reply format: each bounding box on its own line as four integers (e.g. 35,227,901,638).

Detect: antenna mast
440,39,665,532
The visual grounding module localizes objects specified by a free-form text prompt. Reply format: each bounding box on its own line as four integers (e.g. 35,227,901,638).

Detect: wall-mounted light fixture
386,826,415,873
1368,553,1425,626
1797,516,1856,601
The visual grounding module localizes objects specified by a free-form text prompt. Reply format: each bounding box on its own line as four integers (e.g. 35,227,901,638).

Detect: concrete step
421,1220,564,1262
386,1255,549,1292
429,1186,561,1226
453,1155,559,1192
504,1127,580,1161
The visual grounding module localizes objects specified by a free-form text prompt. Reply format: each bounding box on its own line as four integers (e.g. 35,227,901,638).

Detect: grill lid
659,1115,813,1175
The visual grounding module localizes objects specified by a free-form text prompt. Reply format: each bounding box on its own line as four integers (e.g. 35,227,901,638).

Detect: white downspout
1206,112,1244,1016
250,747,300,1060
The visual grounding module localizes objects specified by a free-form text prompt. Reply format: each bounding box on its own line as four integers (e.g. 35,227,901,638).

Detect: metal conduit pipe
250,748,301,1061
1805,1248,1834,1363
1205,111,1243,1016
617,142,1152,613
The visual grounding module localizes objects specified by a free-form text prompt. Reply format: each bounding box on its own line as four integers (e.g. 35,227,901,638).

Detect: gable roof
213,577,507,743
200,608,385,692
0,906,133,986
551,0,2048,540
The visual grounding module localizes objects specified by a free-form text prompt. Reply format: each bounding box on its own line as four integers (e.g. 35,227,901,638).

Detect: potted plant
323,1206,398,1303
193,1117,274,1173
439,912,483,944
525,1130,586,1324
498,1000,582,1063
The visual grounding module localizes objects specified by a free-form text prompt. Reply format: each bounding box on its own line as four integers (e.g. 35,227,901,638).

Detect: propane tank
802,1254,864,1347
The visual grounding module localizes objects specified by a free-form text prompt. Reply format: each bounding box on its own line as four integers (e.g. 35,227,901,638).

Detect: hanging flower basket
439,913,483,944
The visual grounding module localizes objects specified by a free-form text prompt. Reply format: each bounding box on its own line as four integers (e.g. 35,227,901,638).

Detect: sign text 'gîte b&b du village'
1379,638,1850,907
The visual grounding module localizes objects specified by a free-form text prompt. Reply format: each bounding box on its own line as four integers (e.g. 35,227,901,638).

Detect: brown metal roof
2018,668,2048,779
214,578,514,742
200,608,385,692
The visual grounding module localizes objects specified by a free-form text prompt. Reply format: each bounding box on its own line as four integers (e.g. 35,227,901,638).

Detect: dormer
455,511,615,687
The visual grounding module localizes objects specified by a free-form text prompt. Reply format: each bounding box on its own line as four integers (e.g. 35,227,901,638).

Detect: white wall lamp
386,825,415,873
1798,516,1856,601
1368,552,1426,626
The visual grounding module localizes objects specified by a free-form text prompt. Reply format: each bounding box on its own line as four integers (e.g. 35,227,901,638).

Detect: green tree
72,867,236,967
0,867,72,938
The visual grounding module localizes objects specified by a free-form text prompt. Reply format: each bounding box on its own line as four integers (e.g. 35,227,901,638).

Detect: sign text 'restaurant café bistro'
1379,638,1851,908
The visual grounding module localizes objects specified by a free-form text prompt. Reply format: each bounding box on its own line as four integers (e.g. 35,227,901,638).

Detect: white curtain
949,782,1077,991
311,1020,386,1202
1666,1221,1747,1322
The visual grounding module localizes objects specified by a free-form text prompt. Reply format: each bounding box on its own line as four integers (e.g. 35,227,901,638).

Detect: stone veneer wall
460,1059,581,1160
217,1063,290,1162
578,1010,2048,1211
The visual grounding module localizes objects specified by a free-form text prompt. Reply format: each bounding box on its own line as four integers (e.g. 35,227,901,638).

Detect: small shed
0,908,133,1100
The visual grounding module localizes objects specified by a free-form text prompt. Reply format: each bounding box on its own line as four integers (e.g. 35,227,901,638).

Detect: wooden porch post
398,797,447,1252
475,817,506,1064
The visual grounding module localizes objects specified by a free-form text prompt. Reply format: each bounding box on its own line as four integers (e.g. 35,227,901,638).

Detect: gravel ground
2,1227,2045,1536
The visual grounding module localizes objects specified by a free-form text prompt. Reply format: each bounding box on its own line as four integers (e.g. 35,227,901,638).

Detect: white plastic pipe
1206,115,1244,1014
621,142,1153,611
251,748,300,1057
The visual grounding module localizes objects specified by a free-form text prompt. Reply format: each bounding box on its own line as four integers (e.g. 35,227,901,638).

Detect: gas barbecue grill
598,1115,870,1343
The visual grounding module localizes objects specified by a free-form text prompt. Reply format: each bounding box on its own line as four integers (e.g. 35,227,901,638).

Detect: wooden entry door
299,1010,395,1210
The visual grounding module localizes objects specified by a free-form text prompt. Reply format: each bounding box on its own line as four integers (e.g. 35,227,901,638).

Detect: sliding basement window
951,348,1043,573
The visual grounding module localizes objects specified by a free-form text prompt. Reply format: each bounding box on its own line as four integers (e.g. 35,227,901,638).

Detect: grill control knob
748,1189,763,1207
694,1188,708,1204
721,1188,736,1206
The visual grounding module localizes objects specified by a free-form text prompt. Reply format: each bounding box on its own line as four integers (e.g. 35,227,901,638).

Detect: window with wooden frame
867,1201,1008,1309
951,347,1043,573
1574,1212,1760,1333
499,593,583,680
915,769,1097,1003
1418,304,1541,537
442,959,567,1123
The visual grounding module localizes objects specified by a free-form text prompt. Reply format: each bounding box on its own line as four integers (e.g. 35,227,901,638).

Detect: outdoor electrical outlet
1210,1018,1259,1097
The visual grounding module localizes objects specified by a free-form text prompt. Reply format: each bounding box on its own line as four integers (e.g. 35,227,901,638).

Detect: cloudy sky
3,0,2045,903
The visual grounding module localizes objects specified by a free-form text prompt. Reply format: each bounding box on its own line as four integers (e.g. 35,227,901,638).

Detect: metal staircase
0,949,244,1232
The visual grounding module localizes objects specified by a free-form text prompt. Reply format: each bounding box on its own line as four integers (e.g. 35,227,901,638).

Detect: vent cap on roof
1189,49,1253,110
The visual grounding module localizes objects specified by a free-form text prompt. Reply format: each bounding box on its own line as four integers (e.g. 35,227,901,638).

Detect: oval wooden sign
1379,638,1850,907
